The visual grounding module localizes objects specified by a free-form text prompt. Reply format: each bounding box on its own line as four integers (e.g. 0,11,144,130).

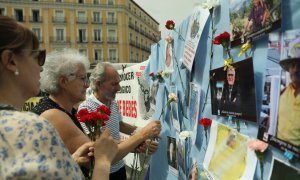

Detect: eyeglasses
70,74,89,86
14,49,46,66
227,74,235,77
32,49,46,66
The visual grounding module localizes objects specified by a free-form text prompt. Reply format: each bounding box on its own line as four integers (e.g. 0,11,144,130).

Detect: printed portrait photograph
258,30,300,156
229,0,281,46
210,58,257,122
150,80,159,109
269,158,300,180
167,136,178,170
177,138,186,180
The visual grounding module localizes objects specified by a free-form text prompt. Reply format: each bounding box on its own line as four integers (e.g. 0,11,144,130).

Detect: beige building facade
0,0,160,65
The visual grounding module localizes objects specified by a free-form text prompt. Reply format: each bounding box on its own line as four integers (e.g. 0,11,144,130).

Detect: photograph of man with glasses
219,67,242,116
210,58,257,122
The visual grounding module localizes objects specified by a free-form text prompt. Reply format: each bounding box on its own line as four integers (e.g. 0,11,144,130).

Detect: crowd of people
0,15,161,180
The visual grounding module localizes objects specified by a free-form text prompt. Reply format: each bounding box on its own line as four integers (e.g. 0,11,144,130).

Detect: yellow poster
203,122,256,180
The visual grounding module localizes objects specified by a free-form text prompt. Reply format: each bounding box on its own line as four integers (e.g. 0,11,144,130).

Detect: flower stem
236,118,240,132
226,47,232,60
173,55,186,97
205,130,208,146
138,140,153,179
174,28,185,41
158,102,168,120
202,11,215,113
202,84,210,113
89,156,95,179
259,159,264,180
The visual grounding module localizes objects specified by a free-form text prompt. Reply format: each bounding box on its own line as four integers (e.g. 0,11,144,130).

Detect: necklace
0,103,17,111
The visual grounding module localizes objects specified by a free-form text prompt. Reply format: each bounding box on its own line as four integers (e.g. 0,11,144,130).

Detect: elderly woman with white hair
32,48,92,176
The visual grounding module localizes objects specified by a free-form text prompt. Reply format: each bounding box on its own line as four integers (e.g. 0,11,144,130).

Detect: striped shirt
78,94,124,173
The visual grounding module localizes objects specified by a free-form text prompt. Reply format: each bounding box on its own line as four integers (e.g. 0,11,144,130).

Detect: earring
14,69,19,76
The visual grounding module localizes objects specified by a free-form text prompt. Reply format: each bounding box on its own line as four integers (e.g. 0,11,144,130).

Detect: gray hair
89,62,115,92
40,48,89,94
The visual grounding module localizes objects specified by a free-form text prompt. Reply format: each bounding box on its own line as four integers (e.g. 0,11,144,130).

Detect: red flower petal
199,118,212,127
165,20,175,30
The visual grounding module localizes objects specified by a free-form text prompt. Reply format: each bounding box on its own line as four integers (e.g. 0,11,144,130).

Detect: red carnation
165,20,175,30
213,35,221,45
76,108,89,117
199,118,212,127
220,31,230,40
199,118,212,145
149,72,154,77
97,105,111,116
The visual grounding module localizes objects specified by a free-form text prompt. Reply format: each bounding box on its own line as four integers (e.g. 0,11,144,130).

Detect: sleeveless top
32,97,84,132
31,97,88,177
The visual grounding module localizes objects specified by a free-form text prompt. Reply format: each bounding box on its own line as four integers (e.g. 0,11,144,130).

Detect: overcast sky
134,0,200,38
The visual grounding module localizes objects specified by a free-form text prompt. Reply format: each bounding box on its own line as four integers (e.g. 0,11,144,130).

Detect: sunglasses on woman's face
31,49,46,66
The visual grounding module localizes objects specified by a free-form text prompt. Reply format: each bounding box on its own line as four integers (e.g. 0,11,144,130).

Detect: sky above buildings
134,0,200,38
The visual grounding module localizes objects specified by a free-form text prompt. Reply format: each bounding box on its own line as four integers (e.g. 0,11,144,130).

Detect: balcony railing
108,57,118,62
134,25,139,32
52,17,66,23
129,40,135,46
13,15,25,22
107,37,118,43
92,18,102,24
77,37,88,43
129,22,134,29
93,37,103,43
136,42,140,48
77,17,87,23
106,18,117,24
30,16,42,23
50,36,70,43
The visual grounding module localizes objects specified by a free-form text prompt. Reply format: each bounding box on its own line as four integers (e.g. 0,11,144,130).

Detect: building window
107,12,115,24
32,10,40,22
56,29,64,41
108,0,114,5
0,8,5,15
79,49,87,56
32,28,41,41
78,0,84,4
93,12,101,23
56,0,62,2
130,51,133,62
14,9,24,22
108,29,116,42
55,10,64,22
94,29,101,41
77,11,86,23
94,49,102,62
93,0,99,4
109,49,117,62
78,29,86,42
